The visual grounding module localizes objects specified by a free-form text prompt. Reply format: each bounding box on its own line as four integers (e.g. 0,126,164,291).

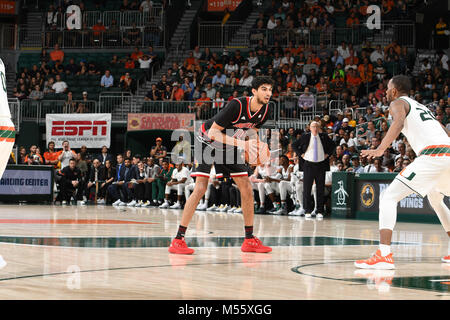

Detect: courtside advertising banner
127,113,195,132
46,113,111,148
0,168,51,195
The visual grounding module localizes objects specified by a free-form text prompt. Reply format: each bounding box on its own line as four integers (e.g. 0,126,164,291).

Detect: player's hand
361,148,384,160
245,139,259,164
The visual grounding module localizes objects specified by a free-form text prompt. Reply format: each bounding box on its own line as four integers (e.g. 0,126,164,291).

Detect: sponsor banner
127,113,195,132
331,172,355,218
356,179,450,215
46,114,111,148
0,168,52,195
207,0,242,11
0,1,16,14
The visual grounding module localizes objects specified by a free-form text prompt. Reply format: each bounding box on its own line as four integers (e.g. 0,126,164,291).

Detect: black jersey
197,96,269,150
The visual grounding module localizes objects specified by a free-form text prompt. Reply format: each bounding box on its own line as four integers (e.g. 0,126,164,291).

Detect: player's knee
194,179,208,195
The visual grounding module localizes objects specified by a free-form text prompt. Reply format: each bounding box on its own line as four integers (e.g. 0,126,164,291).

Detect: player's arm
208,122,246,149
361,99,408,159
207,99,247,149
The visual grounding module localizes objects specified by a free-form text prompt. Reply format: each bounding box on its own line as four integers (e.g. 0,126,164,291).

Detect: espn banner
46,113,111,148
207,0,242,11
127,113,195,132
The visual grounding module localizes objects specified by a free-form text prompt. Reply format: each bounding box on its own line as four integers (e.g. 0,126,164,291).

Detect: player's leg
179,176,208,226
169,176,208,254
232,174,272,253
427,189,450,263
355,178,413,269
0,120,14,269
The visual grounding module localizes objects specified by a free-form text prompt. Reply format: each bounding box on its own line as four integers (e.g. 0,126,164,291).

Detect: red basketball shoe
241,237,272,253
168,238,195,255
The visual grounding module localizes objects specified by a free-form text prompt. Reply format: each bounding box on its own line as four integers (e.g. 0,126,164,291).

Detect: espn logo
51,121,108,136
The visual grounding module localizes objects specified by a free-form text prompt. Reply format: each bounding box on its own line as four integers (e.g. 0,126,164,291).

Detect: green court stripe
0,236,418,248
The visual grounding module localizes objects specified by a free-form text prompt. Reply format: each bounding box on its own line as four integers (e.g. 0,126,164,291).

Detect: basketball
245,140,271,165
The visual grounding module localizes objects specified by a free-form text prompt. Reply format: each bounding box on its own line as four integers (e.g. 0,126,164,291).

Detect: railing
198,22,242,48
21,9,165,48
199,22,416,48
8,98,20,132
54,8,164,29
328,100,347,116
99,92,135,120
19,99,98,124
0,24,17,50
30,27,164,49
13,94,329,130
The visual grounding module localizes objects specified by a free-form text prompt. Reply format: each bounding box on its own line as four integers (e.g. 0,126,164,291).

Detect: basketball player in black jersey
169,77,274,254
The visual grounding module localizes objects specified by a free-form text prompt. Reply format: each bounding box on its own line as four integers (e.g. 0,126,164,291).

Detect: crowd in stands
44,0,164,48
13,43,159,103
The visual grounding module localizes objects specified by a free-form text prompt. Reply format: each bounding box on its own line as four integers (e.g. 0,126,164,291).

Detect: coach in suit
292,121,335,217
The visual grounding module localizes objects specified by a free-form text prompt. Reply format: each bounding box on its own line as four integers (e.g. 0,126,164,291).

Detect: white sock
204,199,208,206
379,244,391,256
164,199,168,203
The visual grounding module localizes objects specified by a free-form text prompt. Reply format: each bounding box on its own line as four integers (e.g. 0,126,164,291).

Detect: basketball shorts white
264,181,279,195
165,183,186,195
0,118,15,179
395,153,450,198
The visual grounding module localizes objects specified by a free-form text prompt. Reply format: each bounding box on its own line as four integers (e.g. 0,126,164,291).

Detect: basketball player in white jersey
0,59,16,269
355,75,450,269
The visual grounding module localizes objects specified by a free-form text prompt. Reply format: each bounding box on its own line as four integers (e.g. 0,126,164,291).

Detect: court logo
360,183,375,208
334,180,349,205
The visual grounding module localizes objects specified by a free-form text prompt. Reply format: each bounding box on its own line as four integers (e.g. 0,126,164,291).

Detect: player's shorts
395,146,450,198
191,142,250,179
0,118,15,178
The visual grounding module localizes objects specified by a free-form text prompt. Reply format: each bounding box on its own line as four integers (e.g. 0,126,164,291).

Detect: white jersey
0,59,12,118
397,96,450,155
172,166,190,182
281,164,293,180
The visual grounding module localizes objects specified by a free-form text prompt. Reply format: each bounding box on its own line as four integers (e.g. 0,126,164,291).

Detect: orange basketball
245,140,271,165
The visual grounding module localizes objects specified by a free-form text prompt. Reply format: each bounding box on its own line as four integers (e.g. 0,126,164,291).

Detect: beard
256,96,265,105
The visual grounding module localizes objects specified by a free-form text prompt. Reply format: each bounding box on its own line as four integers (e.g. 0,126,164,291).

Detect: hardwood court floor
0,204,448,300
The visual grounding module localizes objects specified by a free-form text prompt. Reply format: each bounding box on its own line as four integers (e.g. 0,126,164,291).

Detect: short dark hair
390,75,411,94
280,155,289,162
124,157,132,162
251,76,274,90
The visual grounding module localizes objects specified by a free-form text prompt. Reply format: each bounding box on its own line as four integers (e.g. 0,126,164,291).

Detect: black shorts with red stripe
191,141,250,179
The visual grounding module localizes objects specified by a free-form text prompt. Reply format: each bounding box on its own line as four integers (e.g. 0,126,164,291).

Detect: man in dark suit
95,146,114,165
86,158,106,203
292,121,336,218
107,154,126,205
